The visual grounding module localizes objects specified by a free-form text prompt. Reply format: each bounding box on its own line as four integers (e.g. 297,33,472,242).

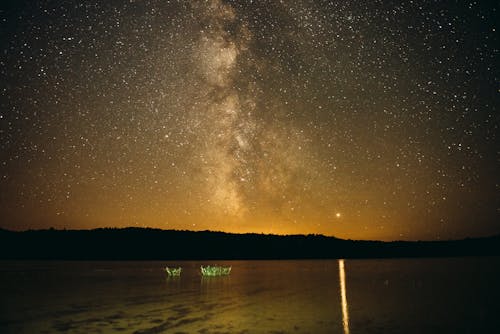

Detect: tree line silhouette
0,227,498,260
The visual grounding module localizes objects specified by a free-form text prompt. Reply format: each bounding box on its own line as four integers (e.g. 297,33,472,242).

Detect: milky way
0,1,498,240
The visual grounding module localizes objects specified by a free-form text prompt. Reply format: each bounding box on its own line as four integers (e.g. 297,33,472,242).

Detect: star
0,0,498,241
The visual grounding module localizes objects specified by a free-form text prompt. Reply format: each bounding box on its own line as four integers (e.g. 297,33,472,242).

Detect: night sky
1,0,498,240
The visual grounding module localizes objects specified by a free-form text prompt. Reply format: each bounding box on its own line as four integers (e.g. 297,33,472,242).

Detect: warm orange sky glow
1,1,498,241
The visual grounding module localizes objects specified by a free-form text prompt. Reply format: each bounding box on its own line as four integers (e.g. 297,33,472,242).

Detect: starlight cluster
0,1,498,240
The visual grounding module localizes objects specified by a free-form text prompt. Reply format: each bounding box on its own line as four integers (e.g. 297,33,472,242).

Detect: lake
1,257,499,333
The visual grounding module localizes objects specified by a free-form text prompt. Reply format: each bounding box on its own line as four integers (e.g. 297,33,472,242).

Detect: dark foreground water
1,257,499,333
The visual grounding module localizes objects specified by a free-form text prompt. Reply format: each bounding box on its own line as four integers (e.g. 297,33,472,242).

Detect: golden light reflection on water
339,259,350,334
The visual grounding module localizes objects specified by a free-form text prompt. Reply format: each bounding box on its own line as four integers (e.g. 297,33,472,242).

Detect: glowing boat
200,265,232,276
165,266,182,276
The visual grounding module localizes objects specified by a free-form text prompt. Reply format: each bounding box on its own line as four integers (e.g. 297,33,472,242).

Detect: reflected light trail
339,259,350,334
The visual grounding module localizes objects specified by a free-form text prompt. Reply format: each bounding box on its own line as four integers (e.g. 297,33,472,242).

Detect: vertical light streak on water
339,259,350,334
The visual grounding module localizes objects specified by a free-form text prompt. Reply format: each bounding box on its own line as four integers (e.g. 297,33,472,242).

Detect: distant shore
0,227,499,260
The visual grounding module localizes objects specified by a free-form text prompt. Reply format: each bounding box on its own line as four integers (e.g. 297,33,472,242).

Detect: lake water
1,257,499,333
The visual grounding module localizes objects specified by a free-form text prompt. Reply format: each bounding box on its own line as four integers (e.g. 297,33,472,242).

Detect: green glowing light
165,266,182,276
200,265,232,276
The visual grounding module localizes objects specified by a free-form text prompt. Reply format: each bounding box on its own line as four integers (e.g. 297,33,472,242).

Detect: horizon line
1,226,498,243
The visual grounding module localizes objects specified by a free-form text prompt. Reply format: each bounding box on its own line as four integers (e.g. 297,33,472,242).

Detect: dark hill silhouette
0,227,499,260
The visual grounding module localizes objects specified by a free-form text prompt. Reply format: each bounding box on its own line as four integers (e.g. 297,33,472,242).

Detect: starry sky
0,0,498,241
